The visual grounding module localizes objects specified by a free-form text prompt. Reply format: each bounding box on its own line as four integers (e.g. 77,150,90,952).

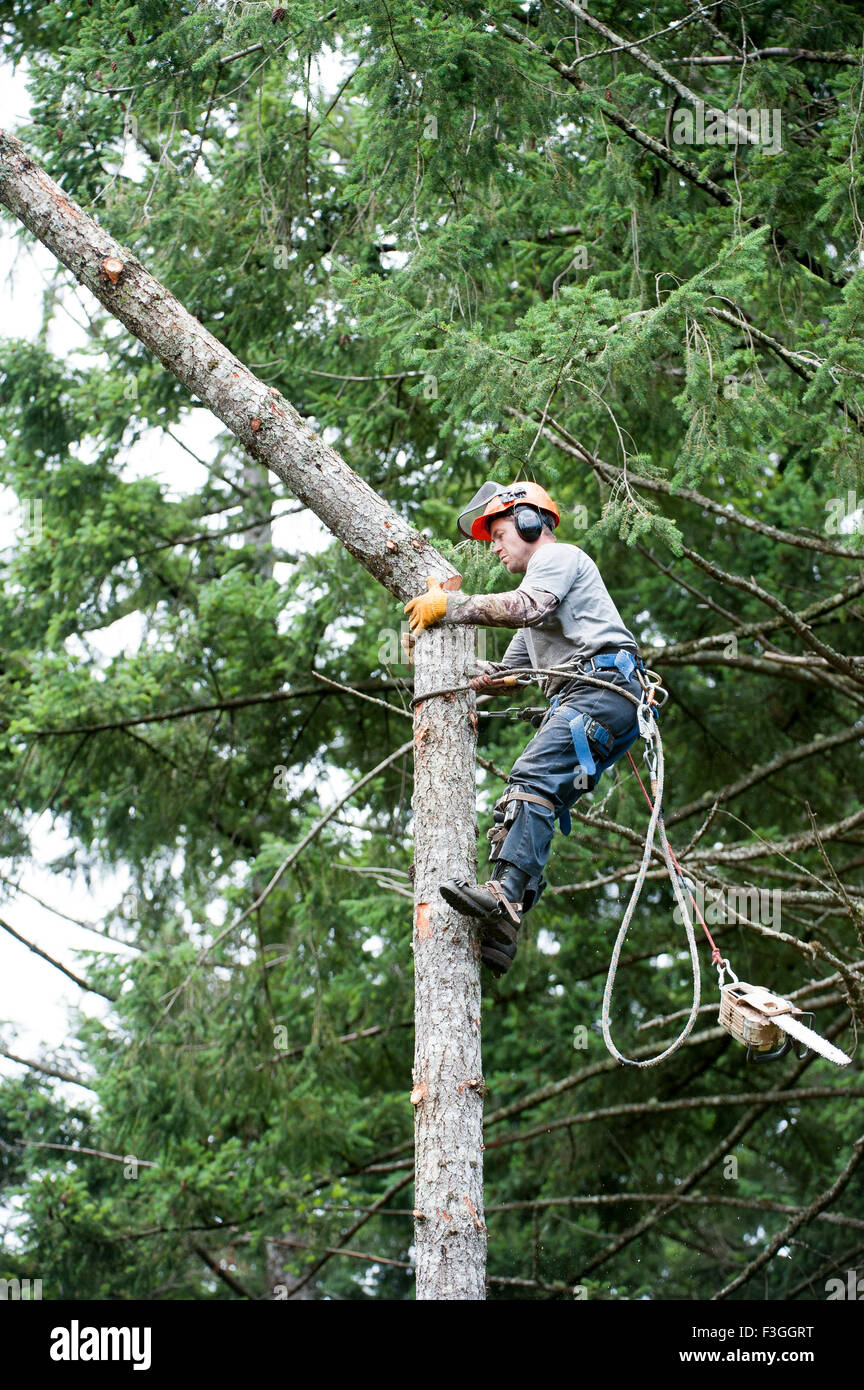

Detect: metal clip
716,957,739,989
637,699,655,742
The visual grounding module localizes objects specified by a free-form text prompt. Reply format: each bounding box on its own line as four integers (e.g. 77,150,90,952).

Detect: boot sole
439,880,499,922
441,882,520,976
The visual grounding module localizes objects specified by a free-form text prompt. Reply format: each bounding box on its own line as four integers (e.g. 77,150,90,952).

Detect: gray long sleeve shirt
442,541,637,694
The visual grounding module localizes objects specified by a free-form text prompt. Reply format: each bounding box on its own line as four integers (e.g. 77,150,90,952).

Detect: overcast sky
0,56,344,1090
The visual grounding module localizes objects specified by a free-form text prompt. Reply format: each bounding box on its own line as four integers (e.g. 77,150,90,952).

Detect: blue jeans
495,669,642,909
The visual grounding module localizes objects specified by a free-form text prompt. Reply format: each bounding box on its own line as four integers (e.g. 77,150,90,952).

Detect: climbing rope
409,662,669,710
600,695,705,1067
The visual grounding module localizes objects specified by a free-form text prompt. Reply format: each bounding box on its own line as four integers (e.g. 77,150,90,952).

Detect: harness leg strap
488,786,557,862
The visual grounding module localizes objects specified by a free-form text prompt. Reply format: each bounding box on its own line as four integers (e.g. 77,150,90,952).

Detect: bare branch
665,48,864,67
0,1047,95,1090
3,1138,156,1166
484,1086,863,1153
0,916,116,1001
487,1192,864,1232
712,1133,864,1299
27,679,413,738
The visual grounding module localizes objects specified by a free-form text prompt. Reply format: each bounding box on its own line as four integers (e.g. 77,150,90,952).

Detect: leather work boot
439,861,531,978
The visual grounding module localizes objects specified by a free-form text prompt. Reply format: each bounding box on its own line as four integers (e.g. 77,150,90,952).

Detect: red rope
625,751,724,966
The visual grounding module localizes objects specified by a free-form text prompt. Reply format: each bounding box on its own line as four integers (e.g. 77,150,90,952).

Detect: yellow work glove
404,576,448,633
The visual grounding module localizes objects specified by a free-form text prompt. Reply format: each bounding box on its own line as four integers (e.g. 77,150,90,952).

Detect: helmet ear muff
514,505,543,543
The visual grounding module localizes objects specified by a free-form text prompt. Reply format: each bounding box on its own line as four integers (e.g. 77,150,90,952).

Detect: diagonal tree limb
2,1138,157,1166
193,1244,256,1299
157,736,415,1020
532,413,864,562
644,572,864,659
663,726,864,827
712,1133,864,1299
490,14,841,285
0,129,453,603
0,916,116,1001
282,1171,415,1298
556,0,766,148
0,1047,95,1089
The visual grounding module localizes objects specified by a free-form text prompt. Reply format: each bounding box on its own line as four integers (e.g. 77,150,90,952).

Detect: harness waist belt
585,649,639,681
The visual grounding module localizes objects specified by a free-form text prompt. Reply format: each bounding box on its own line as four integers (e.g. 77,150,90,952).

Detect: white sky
0,57,348,1088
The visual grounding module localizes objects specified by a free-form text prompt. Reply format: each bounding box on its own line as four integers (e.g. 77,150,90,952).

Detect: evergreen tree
1,0,863,1300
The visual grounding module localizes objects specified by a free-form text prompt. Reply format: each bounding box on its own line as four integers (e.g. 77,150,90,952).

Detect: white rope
599,707,702,1067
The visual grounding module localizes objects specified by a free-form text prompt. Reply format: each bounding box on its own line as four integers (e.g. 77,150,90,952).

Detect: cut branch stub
100,256,125,285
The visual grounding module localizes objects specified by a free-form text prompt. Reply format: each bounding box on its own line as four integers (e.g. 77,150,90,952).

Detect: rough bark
412,625,486,1299
0,128,486,1300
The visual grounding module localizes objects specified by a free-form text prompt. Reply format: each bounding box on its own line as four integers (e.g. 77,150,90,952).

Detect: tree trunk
412,625,486,1300
0,128,486,1301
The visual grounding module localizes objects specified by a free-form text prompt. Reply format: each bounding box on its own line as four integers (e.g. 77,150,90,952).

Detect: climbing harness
487,785,558,867
414,657,851,1069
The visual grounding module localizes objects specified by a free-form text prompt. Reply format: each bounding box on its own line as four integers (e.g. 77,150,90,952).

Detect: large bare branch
0,127,484,1303
0,130,453,601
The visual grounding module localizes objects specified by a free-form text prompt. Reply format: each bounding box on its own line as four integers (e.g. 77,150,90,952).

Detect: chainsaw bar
774,1014,851,1067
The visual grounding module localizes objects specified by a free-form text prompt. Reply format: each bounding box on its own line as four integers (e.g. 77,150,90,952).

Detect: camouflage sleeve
443,586,559,629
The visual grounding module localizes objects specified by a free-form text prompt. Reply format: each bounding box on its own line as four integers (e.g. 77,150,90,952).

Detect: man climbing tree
405,480,645,975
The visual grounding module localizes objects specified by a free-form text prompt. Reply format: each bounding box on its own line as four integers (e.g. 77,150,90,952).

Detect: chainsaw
717,974,851,1067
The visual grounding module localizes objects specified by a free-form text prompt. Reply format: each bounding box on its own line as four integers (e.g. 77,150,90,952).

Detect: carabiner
637,700,655,742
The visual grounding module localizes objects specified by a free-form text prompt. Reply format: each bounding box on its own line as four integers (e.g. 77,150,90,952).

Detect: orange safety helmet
459,481,560,542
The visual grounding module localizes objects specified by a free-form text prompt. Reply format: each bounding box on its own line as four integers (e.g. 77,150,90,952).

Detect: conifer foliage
1,1,863,1300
